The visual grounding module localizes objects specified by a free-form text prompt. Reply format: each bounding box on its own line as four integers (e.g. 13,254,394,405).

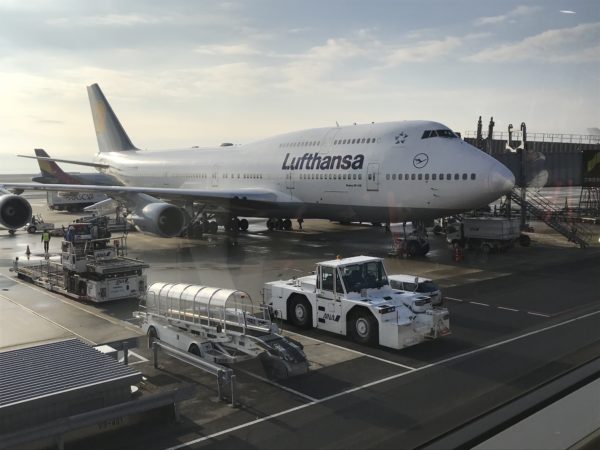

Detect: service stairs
509,188,595,248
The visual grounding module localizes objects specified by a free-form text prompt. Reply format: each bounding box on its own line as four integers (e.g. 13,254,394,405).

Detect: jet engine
128,202,186,237
0,193,32,230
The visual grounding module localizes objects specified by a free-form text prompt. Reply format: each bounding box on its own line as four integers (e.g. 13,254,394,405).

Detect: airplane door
315,266,343,334
211,166,219,188
285,171,294,190
367,163,380,191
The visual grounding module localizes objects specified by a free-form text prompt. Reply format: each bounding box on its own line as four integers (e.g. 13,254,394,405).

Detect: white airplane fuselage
96,120,514,222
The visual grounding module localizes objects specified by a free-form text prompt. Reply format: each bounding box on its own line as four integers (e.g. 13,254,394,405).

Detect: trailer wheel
8,229,15,235
519,234,531,247
239,218,249,231
147,327,158,348
188,344,201,356
288,295,312,329
349,310,378,345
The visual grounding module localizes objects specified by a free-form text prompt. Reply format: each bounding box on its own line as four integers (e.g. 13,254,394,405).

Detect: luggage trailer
134,282,309,380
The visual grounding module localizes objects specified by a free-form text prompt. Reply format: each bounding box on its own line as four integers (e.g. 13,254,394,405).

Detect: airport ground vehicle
388,274,443,306
47,191,107,212
264,256,450,349
11,222,147,302
135,282,309,380
24,214,55,234
446,216,522,252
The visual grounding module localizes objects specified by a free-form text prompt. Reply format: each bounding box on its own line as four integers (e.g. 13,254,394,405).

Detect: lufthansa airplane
0,84,515,247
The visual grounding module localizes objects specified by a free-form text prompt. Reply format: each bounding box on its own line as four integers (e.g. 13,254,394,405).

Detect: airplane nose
488,162,515,196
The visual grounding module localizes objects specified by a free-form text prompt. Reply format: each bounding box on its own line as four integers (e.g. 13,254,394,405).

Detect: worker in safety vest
41,230,51,253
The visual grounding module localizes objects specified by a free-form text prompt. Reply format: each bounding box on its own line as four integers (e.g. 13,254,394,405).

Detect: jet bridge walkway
509,188,595,248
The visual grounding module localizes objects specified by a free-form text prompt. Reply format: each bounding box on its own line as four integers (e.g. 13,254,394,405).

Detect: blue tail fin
87,83,138,152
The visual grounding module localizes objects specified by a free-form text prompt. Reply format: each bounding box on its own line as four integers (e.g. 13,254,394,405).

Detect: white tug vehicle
264,256,450,349
135,282,309,380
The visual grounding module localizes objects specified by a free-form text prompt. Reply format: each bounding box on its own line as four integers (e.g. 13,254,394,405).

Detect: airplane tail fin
34,149,81,184
87,83,138,153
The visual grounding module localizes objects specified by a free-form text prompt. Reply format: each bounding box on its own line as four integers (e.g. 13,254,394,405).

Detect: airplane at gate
1,84,515,252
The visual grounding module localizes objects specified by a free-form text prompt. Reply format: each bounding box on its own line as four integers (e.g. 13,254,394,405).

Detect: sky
0,0,599,173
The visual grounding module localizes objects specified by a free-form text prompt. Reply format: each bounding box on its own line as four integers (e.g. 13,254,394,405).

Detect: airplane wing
0,182,288,205
17,155,110,169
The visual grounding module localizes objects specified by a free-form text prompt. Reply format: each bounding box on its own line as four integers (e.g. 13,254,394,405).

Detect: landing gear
266,217,293,231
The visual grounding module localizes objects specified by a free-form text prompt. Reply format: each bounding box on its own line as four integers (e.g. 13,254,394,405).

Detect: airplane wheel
275,219,283,231
266,218,276,231
239,218,249,231
27,226,36,234
282,219,292,231
349,310,378,345
407,240,419,257
208,221,218,234
8,229,15,235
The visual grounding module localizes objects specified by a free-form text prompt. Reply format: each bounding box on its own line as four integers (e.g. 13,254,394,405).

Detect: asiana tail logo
282,152,364,171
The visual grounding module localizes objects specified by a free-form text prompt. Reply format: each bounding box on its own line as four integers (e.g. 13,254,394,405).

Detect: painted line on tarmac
528,311,551,318
236,368,317,402
0,292,96,345
445,295,551,318
166,308,600,450
283,329,416,371
1,273,142,334
470,301,490,307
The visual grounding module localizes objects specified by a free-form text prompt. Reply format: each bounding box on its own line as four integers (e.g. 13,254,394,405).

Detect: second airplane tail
87,83,138,153
34,148,81,184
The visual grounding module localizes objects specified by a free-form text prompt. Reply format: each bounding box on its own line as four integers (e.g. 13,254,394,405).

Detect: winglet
87,83,138,152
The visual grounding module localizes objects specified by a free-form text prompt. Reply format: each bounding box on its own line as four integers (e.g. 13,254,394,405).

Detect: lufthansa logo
413,153,429,169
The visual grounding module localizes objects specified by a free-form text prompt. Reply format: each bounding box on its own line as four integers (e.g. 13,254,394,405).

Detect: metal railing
152,340,238,407
463,131,600,145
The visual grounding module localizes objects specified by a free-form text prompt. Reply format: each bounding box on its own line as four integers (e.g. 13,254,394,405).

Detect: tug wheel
289,295,312,329
349,310,378,345
188,344,201,356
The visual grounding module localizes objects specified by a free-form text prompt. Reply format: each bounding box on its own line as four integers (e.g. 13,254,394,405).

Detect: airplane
24,148,119,186
1,83,515,254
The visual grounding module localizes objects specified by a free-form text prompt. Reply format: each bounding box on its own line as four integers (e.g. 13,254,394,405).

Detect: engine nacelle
129,202,186,237
0,193,32,230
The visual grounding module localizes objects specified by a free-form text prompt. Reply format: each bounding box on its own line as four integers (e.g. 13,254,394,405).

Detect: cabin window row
279,141,321,148
385,173,477,181
299,173,362,181
334,137,377,145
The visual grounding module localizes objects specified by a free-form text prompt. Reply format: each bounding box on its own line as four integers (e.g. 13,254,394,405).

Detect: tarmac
1,190,600,449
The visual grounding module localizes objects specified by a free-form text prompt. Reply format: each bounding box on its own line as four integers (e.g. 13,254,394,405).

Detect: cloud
386,36,462,64
46,14,166,27
465,22,600,63
194,44,261,56
475,5,541,26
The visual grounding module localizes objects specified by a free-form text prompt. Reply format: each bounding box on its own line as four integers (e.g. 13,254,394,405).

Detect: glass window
361,138,366,143
418,174,423,180
432,173,437,180
425,173,429,180
447,173,452,180
471,173,476,180
352,139,356,144
462,173,468,180
454,173,460,180
386,174,390,180
321,267,334,292
421,130,431,139
392,174,396,180
411,173,416,180
358,174,362,180
405,174,409,180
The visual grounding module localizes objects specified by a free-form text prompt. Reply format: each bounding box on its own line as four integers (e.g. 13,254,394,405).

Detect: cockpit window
421,129,458,139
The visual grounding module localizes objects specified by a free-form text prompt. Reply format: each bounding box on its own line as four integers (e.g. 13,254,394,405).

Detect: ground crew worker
41,230,51,253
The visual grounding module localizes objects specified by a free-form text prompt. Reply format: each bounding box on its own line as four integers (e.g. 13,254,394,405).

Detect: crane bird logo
413,153,429,169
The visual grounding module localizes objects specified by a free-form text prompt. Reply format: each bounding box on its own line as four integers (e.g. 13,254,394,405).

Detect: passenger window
386,174,390,180
361,138,366,143
462,173,467,180
447,174,451,180
321,267,334,292
425,174,429,180
418,174,423,180
411,174,416,180
405,174,409,180
368,174,373,180
352,139,356,144
392,174,396,180
432,174,437,180
358,174,362,180
471,173,476,180
454,173,460,180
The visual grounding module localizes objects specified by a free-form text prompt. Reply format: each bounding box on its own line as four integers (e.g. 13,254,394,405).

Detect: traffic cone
25,245,31,256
